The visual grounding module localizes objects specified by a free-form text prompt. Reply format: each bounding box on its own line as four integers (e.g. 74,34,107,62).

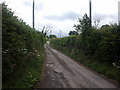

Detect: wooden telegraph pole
89,0,92,27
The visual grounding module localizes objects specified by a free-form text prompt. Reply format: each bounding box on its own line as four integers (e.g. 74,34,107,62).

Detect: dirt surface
36,42,119,88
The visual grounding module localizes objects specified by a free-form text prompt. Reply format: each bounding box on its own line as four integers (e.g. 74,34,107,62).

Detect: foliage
15,54,44,88
50,14,120,82
69,31,78,36
73,14,91,35
41,26,51,37
2,3,45,88
49,34,57,39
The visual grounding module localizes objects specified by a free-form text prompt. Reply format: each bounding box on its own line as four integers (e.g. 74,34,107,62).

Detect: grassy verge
79,55,120,82
2,3,46,88
50,44,120,83
15,51,44,88
3,50,45,88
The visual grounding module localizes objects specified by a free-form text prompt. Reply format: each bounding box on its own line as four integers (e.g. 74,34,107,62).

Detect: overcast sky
1,0,119,37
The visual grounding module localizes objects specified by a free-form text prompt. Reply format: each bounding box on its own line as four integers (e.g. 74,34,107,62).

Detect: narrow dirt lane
36,43,118,88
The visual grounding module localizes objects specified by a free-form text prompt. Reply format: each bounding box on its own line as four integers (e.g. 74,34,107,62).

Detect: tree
100,24,110,29
69,31,78,36
73,14,91,35
42,26,51,37
73,14,93,55
93,19,100,29
49,34,57,39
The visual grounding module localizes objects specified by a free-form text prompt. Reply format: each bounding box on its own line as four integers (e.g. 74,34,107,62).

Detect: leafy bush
50,15,120,82
2,3,45,88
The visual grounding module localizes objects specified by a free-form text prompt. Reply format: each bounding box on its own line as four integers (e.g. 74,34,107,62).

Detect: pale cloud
5,0,33,26
93,13,117,21
93,13,117,27
23,1,31,7
44,11,81,21
2,0,119,37
36,2,44,10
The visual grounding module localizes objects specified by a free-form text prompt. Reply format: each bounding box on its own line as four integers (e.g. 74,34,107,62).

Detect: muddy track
36,43,119,88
